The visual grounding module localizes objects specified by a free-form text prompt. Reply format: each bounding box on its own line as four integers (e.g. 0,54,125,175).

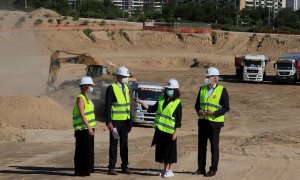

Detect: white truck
130,82,164,124
274,53,300,83
235,54,270,82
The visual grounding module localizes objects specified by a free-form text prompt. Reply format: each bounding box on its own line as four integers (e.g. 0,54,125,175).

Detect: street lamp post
215,0,218,24
24,0,27,9
122,0,125,21
268,6,270,26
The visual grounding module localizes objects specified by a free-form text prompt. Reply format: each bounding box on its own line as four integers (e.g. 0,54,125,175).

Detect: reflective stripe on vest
154,96,181,134
111,83,131,120
72,94,96,131
199,85,224,122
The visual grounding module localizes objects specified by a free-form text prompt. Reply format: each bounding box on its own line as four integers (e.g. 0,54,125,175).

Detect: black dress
148,97,182,164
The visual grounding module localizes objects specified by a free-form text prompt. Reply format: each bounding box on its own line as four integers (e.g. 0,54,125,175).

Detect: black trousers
153,129,177,164
74,129,94,174
109,121,129,169
198,121,221,172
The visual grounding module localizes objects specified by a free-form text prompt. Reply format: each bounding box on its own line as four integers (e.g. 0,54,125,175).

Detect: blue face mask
88,87,94,93
166,89,174,97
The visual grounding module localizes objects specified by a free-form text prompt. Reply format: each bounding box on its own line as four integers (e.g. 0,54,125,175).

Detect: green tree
22,0,73,15
174,3,198,21
77,0,104,18
216,5,237,24
274,8,299,29
162,0,177,22
102,0,123,19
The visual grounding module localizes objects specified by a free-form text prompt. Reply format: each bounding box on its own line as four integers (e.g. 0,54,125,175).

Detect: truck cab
86,65,108,77
235,54,269,82
130,82,164,124
274,53,300,83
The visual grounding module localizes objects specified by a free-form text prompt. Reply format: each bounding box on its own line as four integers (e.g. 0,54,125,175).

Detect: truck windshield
138,90,163,101
277,62,293,70
244,60,261,67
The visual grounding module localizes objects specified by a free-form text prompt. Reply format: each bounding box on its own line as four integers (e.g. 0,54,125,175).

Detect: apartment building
239,0,286,11
112,0,162,15
286,0,300,11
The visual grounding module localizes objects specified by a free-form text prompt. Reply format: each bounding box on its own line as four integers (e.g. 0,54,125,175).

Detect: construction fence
143,22,212,33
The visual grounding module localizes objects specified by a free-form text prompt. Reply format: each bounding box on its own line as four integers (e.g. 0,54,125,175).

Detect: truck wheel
263,72,266,81
293,75,297,84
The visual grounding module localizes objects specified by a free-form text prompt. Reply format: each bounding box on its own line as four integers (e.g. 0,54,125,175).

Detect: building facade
67,0,162,15
286,0,300,11
112,0,162,16
239,0,287,11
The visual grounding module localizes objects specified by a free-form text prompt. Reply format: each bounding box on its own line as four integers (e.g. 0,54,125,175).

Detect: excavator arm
47,50,135,90
48,50,100,87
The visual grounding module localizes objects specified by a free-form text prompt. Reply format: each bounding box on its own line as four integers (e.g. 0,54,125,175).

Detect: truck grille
143,112,156,122
247,70,259,73
279,72,290,75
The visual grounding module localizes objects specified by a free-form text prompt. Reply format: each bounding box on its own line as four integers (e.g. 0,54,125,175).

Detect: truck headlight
136,111,144,117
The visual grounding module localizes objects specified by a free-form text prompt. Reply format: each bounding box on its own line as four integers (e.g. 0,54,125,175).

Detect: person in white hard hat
105,66,133,175
193,67,230,177
73,76,96,176
136,79,182,178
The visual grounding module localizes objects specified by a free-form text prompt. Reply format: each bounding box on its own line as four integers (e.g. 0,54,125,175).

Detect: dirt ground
0,9,300,180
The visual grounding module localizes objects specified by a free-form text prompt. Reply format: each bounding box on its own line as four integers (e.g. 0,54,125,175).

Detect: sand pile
48,79,109,122
36,31,97,53
35,29,300,60
0,96,71,130
29,8,61,18
92,31,212,51
0,121,24,142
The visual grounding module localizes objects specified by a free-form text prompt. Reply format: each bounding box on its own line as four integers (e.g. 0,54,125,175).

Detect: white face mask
203,78,211,85
122,77,129,84
88,87,94,93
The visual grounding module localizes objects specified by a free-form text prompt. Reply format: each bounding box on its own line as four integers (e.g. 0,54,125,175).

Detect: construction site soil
0,9,299,180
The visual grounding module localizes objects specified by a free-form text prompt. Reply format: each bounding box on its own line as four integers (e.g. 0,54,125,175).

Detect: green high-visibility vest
199,84,224,122
154,96,181,134
72,94,96,131
111,83,130,120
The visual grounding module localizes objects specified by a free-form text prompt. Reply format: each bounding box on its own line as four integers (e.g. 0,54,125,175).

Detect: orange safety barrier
143,25,212,34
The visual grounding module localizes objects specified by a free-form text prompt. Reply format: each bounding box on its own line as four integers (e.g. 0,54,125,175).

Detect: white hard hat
115,66,130,77
206,67,220,76
79,76,94,86
165,79,179,89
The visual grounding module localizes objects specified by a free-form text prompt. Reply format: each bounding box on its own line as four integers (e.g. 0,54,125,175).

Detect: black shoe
108,168,118,175
121,167,133,174
74,172,90,176
192,169,206,175
205,170,217,177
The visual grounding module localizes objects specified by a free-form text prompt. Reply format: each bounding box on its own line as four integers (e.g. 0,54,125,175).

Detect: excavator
48,50,116,88
47,50,140,120
48,50,137,90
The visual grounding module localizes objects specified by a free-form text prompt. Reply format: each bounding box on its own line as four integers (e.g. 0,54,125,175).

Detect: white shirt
116,81,123,90
116,81,126,99
207,83,217,98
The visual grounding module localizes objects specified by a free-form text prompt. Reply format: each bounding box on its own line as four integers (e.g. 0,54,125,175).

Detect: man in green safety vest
193,67,230,177
105,66,133,175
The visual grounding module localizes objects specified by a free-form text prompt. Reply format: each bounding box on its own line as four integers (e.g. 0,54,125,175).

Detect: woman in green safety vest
136,79,182,178
73,76,96,177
